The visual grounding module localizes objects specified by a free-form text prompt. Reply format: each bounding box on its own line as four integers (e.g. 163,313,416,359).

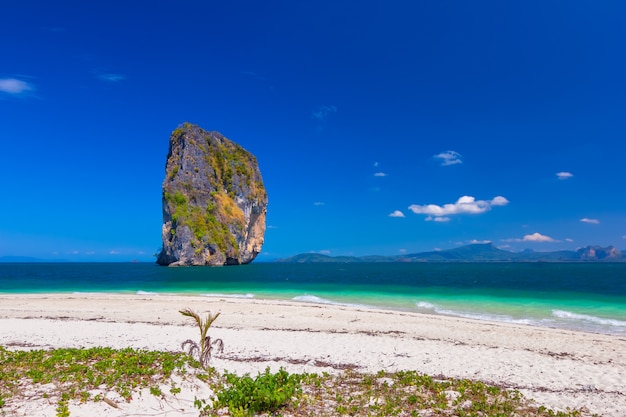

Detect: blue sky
1,1,625,262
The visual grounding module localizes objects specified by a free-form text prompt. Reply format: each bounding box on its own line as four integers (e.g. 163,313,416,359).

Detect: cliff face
157,123,267,266
577,245,623,261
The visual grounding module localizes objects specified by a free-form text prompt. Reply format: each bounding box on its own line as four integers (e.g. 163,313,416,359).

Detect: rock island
157,123,267,266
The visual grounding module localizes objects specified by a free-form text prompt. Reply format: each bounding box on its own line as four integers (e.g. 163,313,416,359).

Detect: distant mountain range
276,243,626,263
0,256,81,263
0,256,51,263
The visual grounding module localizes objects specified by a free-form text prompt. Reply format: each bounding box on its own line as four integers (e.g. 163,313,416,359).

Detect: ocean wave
136,290,158,295
293,295,371,309
552,309,626,327
201,293,255,299
415,301,532,325
71,291,106,295
414,301,626,334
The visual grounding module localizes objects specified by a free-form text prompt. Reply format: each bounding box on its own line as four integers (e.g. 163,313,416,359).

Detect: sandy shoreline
1,293,625,416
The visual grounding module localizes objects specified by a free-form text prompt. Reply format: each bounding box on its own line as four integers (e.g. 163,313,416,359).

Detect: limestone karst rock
577,245,623,261
156,123,267,266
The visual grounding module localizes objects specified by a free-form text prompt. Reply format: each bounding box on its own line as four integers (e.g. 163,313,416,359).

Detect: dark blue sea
1,262,625,335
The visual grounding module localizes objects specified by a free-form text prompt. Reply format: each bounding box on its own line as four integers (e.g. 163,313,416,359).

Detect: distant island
276,243,626,263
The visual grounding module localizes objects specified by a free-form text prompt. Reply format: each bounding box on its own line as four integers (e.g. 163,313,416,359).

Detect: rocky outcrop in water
157,123,267,266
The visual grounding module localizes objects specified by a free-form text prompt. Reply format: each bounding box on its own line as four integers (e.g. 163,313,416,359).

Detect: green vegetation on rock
157,122,267,266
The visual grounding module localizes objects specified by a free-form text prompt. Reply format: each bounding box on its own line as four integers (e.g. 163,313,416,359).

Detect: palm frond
211,338,225,354
181,339,199,357
179,308,223,369
179,308,202,328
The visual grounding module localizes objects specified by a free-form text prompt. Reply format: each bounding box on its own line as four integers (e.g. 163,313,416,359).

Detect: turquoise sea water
1,262,625,335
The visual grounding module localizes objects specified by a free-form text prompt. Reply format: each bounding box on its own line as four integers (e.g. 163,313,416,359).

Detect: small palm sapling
179,308,224,368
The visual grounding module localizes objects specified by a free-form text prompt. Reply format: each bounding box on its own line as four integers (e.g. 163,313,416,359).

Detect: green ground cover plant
290,370,595,417
0,345,597,417
209,367,303,416
0,346,198,415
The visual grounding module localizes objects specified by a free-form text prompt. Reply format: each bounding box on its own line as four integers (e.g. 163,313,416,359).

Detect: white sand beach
1,293,625,416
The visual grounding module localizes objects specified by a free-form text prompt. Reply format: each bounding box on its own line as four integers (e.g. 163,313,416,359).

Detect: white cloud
580,218,600,224
315,250,331,255
0,78,34,95
556,171,573,180
426,216,450,222
565,238,574,242
313,201,325,206
240,71,267,81
434,150,462,166
409,195,509,220
490,196,509,206
109,250,120,255
312,105,337,121
469,239,492,244
503,232,559,243
524,232,558,242
389,210,405,218
97,73,126,82
398,248,407,253
374,172,388,177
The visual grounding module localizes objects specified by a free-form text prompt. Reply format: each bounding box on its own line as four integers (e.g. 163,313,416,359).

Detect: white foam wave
293,295,371,309
415,301,532,325
293,295,329,303
72,291,106,295
552,310,626,327
136,290,158,295
201,293,255,299
415,302,626,333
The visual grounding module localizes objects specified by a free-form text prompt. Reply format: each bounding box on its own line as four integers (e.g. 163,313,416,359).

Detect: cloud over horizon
312,105,337,121
580,218,600,224
0,77,34,95
556,171,573,180
97,73,126,82
408,195,509,220
524,232,558,242
504,232,559,243
434,150,462,166
425,216,450,222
